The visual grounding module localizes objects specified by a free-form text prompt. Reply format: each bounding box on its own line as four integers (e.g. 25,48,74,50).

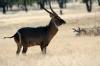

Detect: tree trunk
98,0,100,6
39,0,45,9
23,0,28,12
85,0,92,12
3,6,6,14
58,0,64,8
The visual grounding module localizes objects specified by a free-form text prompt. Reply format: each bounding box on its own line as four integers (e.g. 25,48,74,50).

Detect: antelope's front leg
22,45,28,55
40,44,47,55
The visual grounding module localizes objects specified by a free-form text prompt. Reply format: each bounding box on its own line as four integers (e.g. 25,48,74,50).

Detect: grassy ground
0,3,100,66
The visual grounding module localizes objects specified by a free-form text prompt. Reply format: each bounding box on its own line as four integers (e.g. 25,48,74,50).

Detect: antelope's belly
27,42,40,47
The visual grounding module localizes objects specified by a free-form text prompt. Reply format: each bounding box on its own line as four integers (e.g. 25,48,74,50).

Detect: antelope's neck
48,20,58,41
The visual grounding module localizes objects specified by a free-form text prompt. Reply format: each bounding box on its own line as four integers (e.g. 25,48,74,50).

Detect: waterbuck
4,3,66,55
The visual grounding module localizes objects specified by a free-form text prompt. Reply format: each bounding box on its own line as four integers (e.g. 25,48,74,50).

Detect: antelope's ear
72,28,77,32
49,14,54,18
78,27,81,31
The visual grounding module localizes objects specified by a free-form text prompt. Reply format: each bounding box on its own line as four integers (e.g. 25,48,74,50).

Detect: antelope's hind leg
16,44,22,55
22,45,28,55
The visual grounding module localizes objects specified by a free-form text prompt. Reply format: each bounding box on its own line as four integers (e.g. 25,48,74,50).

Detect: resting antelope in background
73,26,100,36
4,2,66,55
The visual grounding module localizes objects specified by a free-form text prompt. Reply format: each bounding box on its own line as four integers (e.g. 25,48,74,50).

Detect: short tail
4,36,14,39
3,32,21,45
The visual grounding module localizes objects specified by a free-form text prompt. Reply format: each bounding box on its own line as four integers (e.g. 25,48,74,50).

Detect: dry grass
0,4,100,66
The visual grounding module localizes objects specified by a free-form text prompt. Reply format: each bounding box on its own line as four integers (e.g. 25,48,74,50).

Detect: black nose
63,21,66,24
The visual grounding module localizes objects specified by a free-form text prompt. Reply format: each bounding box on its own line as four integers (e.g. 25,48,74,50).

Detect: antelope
4,3,66,55
73,26,100,36
72,27,87,36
